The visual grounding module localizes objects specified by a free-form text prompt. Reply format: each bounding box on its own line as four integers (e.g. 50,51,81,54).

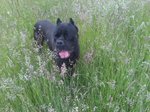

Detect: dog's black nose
56,40,64,46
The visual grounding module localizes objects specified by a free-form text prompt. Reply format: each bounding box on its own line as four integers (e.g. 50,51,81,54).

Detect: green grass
0,0,150,112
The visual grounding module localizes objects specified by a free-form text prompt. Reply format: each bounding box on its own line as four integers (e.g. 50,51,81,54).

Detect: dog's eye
55,33,59,37
54,38,56,42
64,32,68,36
67,37,74,41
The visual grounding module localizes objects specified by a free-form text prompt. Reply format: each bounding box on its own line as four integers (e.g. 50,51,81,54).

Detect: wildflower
93,106,98,112
114,105,120,112
107,80,116,89
72,106,79,112
81,104,89,111
126,97,135,107
20,30,27,44
60,63,67,77
83,49,94,63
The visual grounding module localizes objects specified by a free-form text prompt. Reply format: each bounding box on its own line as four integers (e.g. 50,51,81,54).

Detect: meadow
0,0,150,111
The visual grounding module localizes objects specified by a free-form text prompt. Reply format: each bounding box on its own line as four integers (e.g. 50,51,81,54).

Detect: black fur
34,18,79,75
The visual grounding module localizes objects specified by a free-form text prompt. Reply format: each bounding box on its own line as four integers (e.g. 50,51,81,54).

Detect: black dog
34,18,79,75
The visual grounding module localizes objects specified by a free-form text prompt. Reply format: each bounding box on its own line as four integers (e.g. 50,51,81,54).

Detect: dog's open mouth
59,50,70,59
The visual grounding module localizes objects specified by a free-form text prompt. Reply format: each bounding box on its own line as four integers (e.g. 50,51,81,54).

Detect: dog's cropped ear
56,18,62,25
69,18,78,32
69,18,75,25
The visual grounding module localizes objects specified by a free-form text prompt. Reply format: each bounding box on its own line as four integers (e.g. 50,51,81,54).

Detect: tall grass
0,0,150,111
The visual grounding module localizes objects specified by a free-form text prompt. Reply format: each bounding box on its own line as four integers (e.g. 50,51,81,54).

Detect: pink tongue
59,51,70,59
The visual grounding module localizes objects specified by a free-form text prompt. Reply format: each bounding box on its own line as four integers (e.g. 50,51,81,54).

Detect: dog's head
53,18,79,59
